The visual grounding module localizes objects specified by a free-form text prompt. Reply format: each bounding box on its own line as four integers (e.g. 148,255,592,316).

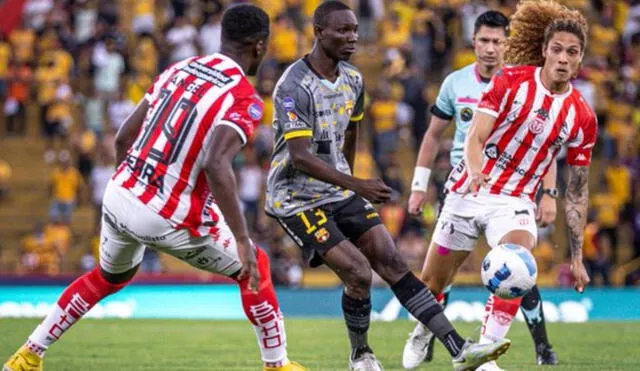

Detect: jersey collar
303,55,342,90
215,52,246,76
534,67,573,98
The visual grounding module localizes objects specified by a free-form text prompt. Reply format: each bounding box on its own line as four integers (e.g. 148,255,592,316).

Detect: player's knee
100,265,138,285
343,262,372,297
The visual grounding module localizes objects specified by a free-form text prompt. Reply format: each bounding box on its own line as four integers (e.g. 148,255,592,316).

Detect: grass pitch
1,319,638,370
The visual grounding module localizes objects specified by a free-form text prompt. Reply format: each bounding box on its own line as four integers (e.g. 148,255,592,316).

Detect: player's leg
476,205,539,371
165,217,302,371
336,196,510,370
277,205,380,370
401,238,470,369
3,202,142,371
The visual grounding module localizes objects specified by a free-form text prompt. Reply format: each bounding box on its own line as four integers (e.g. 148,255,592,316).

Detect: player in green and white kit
403,11,559,370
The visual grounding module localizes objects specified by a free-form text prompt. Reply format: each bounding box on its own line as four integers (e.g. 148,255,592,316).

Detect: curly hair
504,0,588,66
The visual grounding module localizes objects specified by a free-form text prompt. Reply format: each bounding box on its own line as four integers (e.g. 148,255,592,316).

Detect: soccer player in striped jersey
4,5,306,371
403,11,558,369
406,2,595,370
267,2,510,370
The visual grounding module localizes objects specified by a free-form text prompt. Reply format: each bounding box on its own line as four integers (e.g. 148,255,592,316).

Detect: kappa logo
576,153,587,162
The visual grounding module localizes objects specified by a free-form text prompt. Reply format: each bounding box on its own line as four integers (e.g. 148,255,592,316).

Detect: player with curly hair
404,1,595,370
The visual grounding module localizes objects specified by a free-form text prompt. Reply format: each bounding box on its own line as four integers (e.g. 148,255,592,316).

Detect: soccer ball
481,243,538,299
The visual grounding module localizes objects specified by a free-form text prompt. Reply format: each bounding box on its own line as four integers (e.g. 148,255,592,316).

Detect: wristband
411,166,431,192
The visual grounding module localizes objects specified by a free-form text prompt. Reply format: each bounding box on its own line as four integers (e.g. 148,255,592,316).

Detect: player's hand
570,258,590,293
536,194,557,227
355,178,392,204
237,239,259,293
407,190,428,215
463,171,490,196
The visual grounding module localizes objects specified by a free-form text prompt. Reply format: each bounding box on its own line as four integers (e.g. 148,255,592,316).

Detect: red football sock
29,268,130,350
237,247,288,367
480,294,522,344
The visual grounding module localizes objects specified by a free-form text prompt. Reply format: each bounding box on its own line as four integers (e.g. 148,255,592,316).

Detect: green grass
1,319,639,370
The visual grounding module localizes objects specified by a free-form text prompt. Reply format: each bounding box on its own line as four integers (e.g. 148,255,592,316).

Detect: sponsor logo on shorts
314,228,330,243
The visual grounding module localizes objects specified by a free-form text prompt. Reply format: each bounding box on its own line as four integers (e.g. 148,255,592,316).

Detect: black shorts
275,196,383,267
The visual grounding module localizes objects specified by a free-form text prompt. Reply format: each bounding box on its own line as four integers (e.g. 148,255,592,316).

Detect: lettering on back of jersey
181,61,232,88
125,154,165,191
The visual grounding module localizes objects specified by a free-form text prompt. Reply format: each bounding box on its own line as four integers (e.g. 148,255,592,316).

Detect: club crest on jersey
282,96,295,112
461,107,474,122
314,228,330,243
248,102,263,120
528,118,545,135
287,111,299,121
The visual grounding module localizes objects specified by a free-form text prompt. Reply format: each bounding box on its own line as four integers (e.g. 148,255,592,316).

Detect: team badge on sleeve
248,102,263,120
282,96,295,112
287,111,299,121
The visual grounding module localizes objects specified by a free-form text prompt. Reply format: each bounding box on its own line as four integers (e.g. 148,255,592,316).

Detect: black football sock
342,292,372,359
391,272,466,357
520,285,550,347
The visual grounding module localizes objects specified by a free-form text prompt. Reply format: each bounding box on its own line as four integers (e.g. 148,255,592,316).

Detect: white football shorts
99,181,243,276
432,192,538,251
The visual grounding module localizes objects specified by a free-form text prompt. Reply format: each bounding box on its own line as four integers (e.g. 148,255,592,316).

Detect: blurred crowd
1,0,640,287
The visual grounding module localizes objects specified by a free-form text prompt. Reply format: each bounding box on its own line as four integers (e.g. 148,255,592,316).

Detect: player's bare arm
565,164,591,293
205,125,258,291
114,99,149,165
287,137,391,203
537,160,558,226
408,115,449,214
463,111,495,195
343,121,358,171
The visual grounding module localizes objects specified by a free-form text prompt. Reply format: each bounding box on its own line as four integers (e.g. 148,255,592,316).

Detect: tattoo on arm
565,165,589,259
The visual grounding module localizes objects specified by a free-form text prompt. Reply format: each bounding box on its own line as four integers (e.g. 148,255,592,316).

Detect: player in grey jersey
265,2,511,371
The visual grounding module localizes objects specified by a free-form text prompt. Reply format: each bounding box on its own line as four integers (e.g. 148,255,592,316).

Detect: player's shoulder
494,65,537,85
339,61,364,88
569,87,597,126
274,59,314,96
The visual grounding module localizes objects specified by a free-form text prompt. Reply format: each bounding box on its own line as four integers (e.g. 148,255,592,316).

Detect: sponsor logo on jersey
484,143,499,159
248,102,263,120
460,107,474,122
284,120,307,130
576,153,587,162
282,96,295,112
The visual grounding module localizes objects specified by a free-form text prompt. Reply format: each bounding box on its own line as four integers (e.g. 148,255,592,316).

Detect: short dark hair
313,0,352,27
222,4,270,44
474,10,509,35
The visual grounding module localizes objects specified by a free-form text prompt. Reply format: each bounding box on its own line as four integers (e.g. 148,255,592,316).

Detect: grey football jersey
265,58,365,218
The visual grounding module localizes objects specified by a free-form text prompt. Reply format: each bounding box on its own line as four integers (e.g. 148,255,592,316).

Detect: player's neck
477,63,499,81
540,67,570,94
219,47,251,74
307,48,340,82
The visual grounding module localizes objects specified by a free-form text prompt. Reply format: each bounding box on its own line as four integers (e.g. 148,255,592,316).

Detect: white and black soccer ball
481,243,538,299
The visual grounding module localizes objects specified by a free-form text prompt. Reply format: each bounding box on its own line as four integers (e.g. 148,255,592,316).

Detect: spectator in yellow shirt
18,222,61,276
368,83,399,172
0,159,11,202
9,22,35,64
270,15,299,71
49,151,83,225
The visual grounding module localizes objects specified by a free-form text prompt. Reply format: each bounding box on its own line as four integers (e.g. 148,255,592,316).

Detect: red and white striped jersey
110,53,263,236
446,65,597,202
